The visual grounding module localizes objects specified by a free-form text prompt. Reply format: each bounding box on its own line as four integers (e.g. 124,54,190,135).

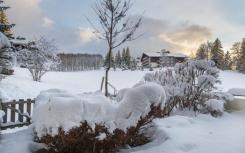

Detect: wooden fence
0,99,35,130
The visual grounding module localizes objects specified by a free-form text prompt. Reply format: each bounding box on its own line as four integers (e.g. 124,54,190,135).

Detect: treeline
57,53,103,71
104,47,138,70
195,38,245,72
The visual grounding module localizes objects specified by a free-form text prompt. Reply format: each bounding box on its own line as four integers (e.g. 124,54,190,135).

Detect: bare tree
90,0,142,96
22,37,58,81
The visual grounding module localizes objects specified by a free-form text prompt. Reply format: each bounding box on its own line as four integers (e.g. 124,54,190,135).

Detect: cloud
79,27,97,43
122,16,212,56
158,24,212,53
42,17,54,28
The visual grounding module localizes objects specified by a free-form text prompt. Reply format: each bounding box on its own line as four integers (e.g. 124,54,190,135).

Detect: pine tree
130,58,137,70
211,38,224,69
125,47,131,69
104,51,115,69
224,51,232,70
115,50,122,68
237,38,245,73
0,1,15,39
230,42,241,70
121,48,127,69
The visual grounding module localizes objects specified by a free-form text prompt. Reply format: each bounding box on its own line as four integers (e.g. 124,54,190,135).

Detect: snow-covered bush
0,32,14,74
205,99,224,116
18,37,59,81
0,110,5,124
33,83,166,152
144,60,222,114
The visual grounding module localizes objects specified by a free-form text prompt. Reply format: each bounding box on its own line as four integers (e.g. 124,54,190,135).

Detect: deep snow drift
33,83,166,137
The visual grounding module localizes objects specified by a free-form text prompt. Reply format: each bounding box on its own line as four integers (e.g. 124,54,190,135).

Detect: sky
4,0,245,56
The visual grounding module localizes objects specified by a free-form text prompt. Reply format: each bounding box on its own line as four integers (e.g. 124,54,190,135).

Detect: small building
141,51,187,68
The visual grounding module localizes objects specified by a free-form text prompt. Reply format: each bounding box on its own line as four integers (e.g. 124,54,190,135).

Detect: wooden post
27,99,32,123
2,104,7,123
100,77,105,92
10,100,16,122
18,99,24,122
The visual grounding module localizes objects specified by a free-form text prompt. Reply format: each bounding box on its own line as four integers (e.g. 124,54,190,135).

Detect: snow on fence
0,99,35,130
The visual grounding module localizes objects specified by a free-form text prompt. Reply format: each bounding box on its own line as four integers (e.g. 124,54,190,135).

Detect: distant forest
57,53,103,71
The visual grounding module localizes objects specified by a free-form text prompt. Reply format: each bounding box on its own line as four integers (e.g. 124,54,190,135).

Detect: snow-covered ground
0,68,149,101
1,68,245,101
1,68,245,153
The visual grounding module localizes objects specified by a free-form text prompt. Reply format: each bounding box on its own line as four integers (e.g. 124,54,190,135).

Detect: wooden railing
0,99,35,130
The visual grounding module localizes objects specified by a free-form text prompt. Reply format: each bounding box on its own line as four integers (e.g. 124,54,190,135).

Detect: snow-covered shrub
0,110,5,138
205,99,224,117
0,32,14,74
18,37,59,82
144,60,222,114
0,110,5,124
33,83,166,152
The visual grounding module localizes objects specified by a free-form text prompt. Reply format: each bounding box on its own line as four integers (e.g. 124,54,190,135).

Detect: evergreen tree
104,51,115,69
121,48,127,69
115,50,122,68
125,47,131,68
0,1,15,39
224,51,232,70
210,38,224,69
130,58,137,70
230,42,241,70
237,38,245,73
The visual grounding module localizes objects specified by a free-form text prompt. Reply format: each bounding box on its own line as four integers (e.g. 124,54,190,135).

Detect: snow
0,110,5,123
218,71,245,92
205,99,224,112
143,52,187,58
228,88,245,96
32,82,166,136
1,68,245,153
0,32,11,49
129,112,245,153
0,67,147,101
96,133,107,141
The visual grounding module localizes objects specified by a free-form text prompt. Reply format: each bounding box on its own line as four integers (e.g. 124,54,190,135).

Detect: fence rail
0,99,35,130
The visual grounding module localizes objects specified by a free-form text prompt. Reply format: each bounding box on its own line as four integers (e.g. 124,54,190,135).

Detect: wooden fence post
18,99,24,122
11,100,16,122
100,77,105,92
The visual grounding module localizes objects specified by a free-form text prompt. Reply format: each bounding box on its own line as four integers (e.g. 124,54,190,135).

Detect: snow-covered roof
0,32,11,49
144,52,162,57
165,53,187,58
143,52,187,58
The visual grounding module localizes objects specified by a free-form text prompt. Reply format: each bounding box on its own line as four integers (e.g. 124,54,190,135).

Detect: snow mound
0,32,11,49
205,99,224,112
33,83,166,137
33,89,116,137
228,88,245,97
0,110,5,123
116,82,166,130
